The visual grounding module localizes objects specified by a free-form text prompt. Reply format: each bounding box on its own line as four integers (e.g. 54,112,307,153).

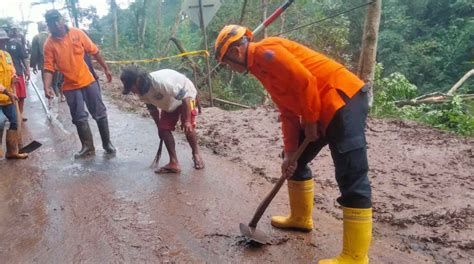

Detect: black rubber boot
74,120,95,158
97,117,116,154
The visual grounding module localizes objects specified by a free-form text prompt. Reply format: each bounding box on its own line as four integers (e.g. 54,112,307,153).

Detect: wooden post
198,0,214,106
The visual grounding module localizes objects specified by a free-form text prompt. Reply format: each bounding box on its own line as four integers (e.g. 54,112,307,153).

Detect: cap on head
120,65,141,95
0,29,9,40
44,9,62,24
214,25,252,63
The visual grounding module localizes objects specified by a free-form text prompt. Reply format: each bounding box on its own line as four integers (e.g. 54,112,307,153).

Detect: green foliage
372,64,474,136
398,97,474,136
81,0,473,134
378,0,474,94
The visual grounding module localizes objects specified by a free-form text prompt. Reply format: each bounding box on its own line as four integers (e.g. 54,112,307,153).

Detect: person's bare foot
155,162,181,174
192,154,205,170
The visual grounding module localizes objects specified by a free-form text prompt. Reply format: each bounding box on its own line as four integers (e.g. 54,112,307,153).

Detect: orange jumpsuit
247,37,364,152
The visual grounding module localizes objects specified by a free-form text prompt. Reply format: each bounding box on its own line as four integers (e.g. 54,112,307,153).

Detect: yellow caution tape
105,50,209,64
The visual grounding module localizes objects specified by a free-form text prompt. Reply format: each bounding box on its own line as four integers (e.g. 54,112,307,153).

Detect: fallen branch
168,37,204,77
394,93,474,107
447,69,474,95
394,70,474,107
213,97,251,109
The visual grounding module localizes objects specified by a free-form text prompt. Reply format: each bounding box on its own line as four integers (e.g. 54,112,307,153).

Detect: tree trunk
111,0,119,49
138,0,149,49
358,0,381,107
260,0,271,104
156,0,162,52
239,0,248,24
69,0,79,27
261,0,268,38
279,11,286,35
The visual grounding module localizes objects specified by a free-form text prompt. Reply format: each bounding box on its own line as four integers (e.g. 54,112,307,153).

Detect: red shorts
15,74,27,99
158,100,198,131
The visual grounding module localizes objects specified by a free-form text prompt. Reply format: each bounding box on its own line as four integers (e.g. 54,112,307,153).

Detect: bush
372,64,474,136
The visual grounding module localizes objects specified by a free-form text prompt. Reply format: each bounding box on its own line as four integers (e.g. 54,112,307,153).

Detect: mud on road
0,74,472,263
196,106,474,264
104,73,474,263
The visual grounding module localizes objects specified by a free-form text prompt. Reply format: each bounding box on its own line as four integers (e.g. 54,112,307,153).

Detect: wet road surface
0,76,429,263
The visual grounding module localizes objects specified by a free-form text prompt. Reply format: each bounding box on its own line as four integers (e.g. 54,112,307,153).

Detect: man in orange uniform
42,10,116,158
215,25,372,264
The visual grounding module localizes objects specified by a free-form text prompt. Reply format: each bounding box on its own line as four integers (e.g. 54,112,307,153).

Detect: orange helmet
214,25,253,62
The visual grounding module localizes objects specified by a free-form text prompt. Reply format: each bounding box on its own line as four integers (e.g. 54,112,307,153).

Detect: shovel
240,138,311,244
29,78,53,122
11,89,42,154
19,140,42,154
150,138,164,168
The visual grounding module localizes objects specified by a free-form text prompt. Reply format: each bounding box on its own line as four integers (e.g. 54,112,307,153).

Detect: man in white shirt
120,66,204,173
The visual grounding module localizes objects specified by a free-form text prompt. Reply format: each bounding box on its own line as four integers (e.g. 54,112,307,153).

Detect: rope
105,50,209,64
276,1,375,36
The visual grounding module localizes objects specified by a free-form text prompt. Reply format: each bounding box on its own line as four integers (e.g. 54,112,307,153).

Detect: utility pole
198,0,214,106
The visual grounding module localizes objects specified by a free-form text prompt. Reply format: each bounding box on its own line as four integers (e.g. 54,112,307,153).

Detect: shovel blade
19,141,42,154
239,223,271,244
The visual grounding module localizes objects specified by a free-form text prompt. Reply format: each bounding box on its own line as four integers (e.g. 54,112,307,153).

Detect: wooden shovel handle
14,98,22,133
248,138,311,227
151,139,164,168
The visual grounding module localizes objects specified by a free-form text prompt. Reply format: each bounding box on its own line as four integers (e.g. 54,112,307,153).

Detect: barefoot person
120,66,204,173
215,25,372,263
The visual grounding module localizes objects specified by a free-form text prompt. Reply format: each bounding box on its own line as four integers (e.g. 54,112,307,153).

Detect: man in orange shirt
43,10,116,158
215,25,372,264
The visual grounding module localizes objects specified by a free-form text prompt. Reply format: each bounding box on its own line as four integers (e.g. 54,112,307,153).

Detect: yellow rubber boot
318,207,372,264
271,179,314,231
5,129,28,159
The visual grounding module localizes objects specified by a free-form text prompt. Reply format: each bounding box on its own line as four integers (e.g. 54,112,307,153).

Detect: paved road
0,76,428,263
